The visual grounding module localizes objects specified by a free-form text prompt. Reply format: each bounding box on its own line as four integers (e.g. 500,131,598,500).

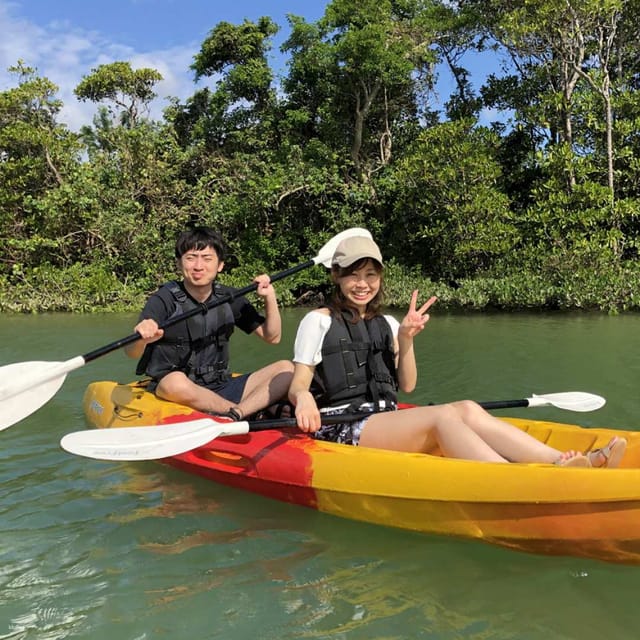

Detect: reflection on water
2,310,640,638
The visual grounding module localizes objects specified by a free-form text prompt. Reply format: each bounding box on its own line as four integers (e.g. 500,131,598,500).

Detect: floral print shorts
312,403,398,446
313,418,369,446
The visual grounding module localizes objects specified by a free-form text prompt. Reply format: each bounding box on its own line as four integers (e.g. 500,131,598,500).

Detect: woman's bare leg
359,405,508,461
448,400,562,463
359,403,569,464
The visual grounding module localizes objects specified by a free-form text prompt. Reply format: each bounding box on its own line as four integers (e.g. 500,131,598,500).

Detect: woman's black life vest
136,281,235,386
310,310,398,411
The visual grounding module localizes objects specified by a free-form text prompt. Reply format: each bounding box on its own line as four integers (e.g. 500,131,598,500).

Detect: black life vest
136,281,235,386
310,310,398,410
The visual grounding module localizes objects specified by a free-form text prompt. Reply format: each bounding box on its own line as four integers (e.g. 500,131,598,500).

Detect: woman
288,235,626,468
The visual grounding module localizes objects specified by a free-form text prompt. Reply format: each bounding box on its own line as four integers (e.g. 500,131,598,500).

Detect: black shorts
147,372,250,404
208,373,251,404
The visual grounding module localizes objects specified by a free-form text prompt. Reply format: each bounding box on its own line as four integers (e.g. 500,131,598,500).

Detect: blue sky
0,0,329,129
0,0,498,131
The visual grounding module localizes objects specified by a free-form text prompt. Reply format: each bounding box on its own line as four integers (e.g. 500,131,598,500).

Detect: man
125,226,293,420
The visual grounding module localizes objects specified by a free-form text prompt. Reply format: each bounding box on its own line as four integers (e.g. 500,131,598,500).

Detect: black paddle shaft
246,412,375,432
477,399,528,410
80,259,315,364
244,399,529,433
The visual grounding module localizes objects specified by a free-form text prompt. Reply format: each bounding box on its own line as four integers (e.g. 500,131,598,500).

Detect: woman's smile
338,260,381,310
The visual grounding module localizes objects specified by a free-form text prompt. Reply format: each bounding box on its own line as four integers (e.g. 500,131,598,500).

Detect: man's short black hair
175,227,228,261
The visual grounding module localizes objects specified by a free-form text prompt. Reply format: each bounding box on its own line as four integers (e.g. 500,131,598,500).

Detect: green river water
1,308,640,639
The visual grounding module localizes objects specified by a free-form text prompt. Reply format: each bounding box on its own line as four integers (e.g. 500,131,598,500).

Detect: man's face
178,246,224,288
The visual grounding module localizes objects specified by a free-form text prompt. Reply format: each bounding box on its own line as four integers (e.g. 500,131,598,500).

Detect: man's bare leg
155,361,294,417
236,360,294,417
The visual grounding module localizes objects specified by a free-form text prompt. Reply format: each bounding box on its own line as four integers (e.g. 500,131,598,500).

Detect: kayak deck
83,380,640,565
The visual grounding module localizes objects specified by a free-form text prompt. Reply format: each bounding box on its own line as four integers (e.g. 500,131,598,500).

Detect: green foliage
382,259,446,308
74,61,163,127
387,120,519,281
283,0,438,179
192,18,279,78
183,18,279,155
0,61,83,276
0,262,145,313
3,0,640,314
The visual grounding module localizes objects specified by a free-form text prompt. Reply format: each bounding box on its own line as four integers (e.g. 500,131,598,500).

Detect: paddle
60,391,605,461
0,227,372,431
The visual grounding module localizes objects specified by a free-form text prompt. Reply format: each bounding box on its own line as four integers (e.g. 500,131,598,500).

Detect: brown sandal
206,407,244,421
250,401,294,421
586,436,627,468
226,407,243,421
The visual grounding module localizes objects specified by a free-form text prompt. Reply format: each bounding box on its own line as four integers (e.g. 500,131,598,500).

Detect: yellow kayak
83,380,640,565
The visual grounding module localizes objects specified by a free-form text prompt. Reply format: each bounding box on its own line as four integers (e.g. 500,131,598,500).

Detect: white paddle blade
0,373,67,430
60,418,251,461
0,360,85,430
0,356,86,398
315,227,373,268
529,392,606,412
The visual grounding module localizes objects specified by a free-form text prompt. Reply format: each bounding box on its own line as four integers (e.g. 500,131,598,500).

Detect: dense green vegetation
2,0,640,313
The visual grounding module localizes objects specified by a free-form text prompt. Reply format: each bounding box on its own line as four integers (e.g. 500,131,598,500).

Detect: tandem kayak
82,380,640,565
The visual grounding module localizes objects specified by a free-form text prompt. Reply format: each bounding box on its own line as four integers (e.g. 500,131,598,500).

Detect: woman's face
336,259,381,313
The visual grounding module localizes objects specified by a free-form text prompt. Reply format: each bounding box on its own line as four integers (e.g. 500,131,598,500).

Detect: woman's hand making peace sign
398,291,437,339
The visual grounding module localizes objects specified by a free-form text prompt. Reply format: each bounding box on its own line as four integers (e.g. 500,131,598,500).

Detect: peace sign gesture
399,291,437,339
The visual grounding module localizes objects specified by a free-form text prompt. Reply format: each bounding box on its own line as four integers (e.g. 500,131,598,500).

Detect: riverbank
3,258,640,314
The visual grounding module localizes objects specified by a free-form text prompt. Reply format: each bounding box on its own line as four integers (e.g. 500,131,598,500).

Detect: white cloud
0,1,508,131
130,47,200,104
0,1,200,130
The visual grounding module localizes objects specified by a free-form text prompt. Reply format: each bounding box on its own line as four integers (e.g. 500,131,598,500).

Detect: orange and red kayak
83,380,640,565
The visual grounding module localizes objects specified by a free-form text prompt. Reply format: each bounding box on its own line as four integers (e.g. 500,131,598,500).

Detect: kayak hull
83,380,640,564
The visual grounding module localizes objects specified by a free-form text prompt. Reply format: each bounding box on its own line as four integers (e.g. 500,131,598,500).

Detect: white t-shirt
293,310,400,366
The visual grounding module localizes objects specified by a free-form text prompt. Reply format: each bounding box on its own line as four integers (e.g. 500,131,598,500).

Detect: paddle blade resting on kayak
481,391,606,412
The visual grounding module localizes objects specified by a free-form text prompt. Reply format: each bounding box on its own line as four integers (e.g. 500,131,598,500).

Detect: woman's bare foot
555,450,590,467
